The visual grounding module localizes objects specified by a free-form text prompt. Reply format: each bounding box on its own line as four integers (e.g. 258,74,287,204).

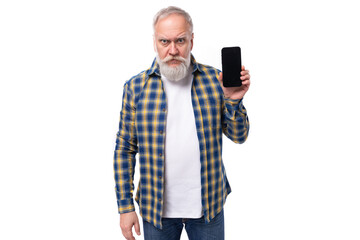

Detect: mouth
167,59,181,65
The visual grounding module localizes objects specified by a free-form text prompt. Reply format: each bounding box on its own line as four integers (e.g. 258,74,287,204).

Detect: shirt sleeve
113,82,138,214
222,97,250,143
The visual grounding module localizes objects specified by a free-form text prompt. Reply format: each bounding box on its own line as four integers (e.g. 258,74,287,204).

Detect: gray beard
156,54,191,82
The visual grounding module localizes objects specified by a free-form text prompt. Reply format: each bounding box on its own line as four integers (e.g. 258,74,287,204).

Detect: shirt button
159,198,162,202
159,153,162,157
159,176,162,179
160,130,163,134
162,108,166,112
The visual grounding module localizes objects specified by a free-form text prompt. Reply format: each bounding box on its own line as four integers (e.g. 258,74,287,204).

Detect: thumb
218,72,223,85
134,219,141,236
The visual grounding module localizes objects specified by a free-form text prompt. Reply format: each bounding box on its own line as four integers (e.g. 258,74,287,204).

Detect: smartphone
221,46,242,87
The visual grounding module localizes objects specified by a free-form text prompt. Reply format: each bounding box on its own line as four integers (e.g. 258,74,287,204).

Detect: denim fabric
143,209,224,240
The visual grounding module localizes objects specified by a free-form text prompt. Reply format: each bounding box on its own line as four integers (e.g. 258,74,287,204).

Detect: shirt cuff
117,198,135,214
223,97,247,119
224,97,242,105
224,97,245,111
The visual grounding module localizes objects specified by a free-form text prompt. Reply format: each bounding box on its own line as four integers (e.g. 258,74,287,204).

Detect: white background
1,0,359,239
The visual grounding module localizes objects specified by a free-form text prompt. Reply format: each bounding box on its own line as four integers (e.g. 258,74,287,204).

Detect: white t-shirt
161,71,203,218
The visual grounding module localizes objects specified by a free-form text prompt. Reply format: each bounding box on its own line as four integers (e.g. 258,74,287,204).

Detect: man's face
154,14,193,67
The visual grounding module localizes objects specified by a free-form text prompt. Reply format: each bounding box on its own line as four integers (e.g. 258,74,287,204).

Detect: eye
160,39,169,45
177,38,185,44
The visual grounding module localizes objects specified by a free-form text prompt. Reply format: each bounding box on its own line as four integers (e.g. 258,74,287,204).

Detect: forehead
154,14,190,38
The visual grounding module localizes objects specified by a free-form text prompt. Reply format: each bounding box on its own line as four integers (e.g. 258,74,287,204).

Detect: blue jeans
143,209,224,240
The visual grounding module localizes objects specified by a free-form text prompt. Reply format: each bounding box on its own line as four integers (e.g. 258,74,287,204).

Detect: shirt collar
146,54,203,78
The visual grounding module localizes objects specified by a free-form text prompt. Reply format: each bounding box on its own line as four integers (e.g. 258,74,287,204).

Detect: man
114,6,250,240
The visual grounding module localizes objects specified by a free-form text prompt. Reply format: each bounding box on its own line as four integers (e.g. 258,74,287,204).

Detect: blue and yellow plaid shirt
114,55,249,230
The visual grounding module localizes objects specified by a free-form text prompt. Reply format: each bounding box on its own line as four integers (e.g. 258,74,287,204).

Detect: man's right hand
120,211,141,240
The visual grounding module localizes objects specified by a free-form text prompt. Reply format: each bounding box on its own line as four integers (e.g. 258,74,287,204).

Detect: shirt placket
155,76,167,228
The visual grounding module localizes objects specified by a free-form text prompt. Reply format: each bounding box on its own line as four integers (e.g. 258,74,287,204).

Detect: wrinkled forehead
154,14,191,37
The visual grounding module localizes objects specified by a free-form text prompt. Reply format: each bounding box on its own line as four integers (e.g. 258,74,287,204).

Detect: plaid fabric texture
114,55,249,230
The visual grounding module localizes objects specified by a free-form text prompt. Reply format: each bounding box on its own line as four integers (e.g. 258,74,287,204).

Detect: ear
153,35,156,52
190,33,194,51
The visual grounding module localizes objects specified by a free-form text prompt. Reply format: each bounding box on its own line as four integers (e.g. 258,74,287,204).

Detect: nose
169,42,179,56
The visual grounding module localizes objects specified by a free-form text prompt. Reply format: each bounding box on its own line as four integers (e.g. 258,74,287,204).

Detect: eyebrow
158,36,187,41
156,33,188,40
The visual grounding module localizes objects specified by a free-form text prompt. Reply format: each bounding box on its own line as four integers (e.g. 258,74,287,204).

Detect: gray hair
153,6,193,34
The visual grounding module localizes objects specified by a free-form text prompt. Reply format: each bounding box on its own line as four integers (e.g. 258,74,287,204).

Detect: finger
241,78,250,83
122,229,135,240
241,79,250,87
241,74,250,80
242,65,245,71
126,233,135,240
134,219,141,236
241,70,249,76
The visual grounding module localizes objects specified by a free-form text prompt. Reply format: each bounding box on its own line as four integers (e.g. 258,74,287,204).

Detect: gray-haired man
114,6,250,240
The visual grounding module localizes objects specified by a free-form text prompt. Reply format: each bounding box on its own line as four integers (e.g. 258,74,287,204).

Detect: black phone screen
221,47,242,87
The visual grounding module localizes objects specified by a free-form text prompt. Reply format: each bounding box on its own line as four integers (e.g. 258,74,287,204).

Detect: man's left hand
218,66,250,100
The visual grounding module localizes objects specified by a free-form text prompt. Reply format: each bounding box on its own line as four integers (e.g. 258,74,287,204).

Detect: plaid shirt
114,55,249,230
